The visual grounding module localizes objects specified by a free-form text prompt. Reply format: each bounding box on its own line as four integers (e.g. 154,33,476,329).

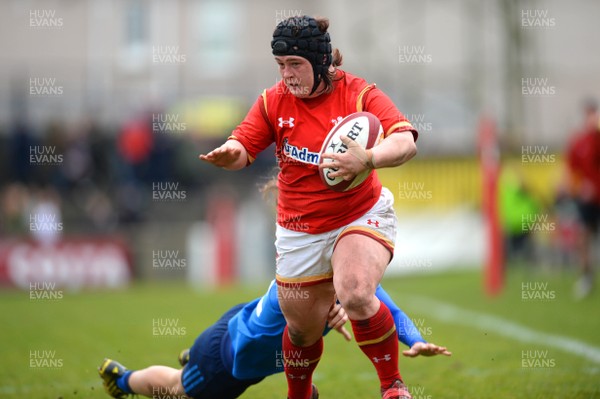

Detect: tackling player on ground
98,281,450,399
201,15,419,399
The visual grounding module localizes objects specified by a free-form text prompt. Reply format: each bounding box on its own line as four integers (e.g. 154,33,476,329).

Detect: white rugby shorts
275,187,398,287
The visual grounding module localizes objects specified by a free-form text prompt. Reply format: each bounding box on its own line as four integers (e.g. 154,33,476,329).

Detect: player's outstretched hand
402,342,452,357
327,301,352,341
199,146,241,167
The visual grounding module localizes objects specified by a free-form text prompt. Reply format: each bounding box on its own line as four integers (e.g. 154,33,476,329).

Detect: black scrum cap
271,16,332,95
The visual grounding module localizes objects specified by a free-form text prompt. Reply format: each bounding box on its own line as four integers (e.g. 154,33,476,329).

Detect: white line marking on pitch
403,294,600,364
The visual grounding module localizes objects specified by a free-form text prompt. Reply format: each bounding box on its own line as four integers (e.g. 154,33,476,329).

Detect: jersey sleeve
229,94,275,164
375,285,426,348
252,280,286,331
363,87,418,142
228,280,287,379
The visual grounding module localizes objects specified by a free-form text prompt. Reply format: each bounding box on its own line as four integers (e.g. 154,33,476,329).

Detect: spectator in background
60,121,94,189
0,183,31,236
118,116,154,183
499,165,541,265
7,118,37,184
565,98,600,298
552,186,581,269
115,116,154,223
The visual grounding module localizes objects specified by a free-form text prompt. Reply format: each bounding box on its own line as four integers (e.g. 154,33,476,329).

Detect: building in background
0,0,598,153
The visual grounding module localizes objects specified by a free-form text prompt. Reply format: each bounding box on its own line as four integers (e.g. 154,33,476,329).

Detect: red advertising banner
0,238,132,290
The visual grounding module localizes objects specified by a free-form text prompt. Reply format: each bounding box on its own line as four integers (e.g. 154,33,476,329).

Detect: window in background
190,0,241,78
118,0,149,73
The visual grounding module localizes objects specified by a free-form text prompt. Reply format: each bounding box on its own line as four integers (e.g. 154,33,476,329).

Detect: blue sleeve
240,280,287,335
375,285,426,348
228,280,289,379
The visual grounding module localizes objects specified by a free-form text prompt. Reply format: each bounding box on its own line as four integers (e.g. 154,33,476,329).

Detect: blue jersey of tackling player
225,280,426,380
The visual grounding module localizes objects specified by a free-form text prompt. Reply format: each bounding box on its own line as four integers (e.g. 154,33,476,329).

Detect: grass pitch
1,267,599,398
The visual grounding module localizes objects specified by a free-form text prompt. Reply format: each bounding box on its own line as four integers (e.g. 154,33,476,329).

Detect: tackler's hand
403,341,452,358
327,300,352,342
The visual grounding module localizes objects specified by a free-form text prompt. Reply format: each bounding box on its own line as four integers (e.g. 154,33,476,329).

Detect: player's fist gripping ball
319,112,383,192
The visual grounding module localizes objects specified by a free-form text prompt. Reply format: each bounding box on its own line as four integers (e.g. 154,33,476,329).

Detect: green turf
0,268,598,398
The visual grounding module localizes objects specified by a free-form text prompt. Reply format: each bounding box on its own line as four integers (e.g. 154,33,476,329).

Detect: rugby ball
319,112,383,192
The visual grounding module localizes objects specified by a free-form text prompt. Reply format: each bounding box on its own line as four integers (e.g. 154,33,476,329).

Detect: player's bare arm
370,131,417,168
321,131,417,180
199,139,248,170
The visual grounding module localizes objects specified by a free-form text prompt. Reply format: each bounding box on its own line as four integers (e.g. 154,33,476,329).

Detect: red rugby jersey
567,127,600,205
230,70,417,234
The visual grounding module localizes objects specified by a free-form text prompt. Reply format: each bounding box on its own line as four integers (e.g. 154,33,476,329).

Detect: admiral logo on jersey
281,138,320,165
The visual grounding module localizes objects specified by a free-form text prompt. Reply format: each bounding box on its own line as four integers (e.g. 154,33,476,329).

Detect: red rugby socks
282,326,322,399
350,300,401,389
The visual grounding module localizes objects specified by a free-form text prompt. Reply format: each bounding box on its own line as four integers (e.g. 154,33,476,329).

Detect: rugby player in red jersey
201,16,418,399
566,99,600,298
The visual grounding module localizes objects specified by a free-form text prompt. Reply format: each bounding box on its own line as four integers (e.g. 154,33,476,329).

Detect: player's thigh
275,225,337,342
278,282,335,343
332,233,391,299
332,187,397,301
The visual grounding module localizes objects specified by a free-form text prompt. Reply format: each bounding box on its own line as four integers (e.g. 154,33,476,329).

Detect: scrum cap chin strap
271,16,332,95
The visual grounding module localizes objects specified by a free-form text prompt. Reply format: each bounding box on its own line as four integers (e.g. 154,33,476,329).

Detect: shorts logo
367,219,380,228
278,117,295,128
